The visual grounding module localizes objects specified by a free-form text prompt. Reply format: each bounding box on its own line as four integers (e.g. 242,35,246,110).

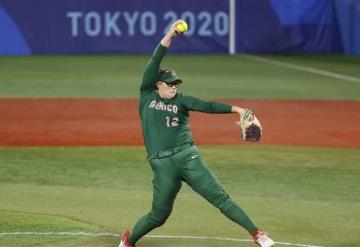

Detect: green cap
159,68,182,84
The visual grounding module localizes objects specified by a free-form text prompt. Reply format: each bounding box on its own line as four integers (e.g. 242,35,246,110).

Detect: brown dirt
1,98,359,148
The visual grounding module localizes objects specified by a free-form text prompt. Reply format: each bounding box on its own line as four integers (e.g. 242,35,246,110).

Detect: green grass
0,54,359,99
0,146,359,247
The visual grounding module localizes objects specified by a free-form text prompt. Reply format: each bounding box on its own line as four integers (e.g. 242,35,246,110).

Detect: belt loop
148,142,193,160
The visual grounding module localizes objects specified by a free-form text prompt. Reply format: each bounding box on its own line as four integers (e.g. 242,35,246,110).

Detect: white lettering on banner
163,11,177,35
123,12,139,36
198,12,212,36
163,11,229,36
140,11,156,36
66,11,228,38
85,12,101,37
105,12,121,36
181,11,195,36
214,12,228,36
67,12,83,36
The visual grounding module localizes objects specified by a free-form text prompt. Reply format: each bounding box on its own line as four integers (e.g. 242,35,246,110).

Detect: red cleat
252,229,275,247
118,230,135,247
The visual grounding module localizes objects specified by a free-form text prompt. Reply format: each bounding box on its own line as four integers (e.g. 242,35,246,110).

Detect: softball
175,20,188,34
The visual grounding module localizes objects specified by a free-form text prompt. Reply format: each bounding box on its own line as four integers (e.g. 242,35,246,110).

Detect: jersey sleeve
140,43,167,97
181,95,232,113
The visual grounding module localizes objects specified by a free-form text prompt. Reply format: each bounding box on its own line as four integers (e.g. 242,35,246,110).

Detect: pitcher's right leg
128,158,182,245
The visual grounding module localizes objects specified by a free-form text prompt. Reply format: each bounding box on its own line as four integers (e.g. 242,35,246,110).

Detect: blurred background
0,0,359,56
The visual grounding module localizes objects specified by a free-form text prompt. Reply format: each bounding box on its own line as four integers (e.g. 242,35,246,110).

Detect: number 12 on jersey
166,116,179,127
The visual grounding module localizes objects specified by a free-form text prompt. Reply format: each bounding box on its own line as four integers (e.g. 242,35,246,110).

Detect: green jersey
140,44,232,157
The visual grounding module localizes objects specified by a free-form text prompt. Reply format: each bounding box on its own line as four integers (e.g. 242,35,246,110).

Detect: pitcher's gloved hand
236,108,263,142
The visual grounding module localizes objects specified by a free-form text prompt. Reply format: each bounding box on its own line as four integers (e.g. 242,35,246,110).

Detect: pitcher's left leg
179,150,257,234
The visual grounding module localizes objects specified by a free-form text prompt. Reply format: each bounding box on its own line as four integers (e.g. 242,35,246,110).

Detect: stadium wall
0,0,359,55
332,0,360,55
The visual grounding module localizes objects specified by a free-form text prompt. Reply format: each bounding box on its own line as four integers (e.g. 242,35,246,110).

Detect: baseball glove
236,108,263,142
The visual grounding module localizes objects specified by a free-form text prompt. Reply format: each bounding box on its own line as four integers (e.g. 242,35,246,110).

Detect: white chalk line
242,54,360,84
0,231,324,247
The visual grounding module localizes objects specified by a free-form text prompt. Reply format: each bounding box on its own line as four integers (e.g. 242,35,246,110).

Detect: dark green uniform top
140,44,232,157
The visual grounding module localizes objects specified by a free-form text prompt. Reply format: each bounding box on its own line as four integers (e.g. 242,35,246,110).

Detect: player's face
157,81,180,99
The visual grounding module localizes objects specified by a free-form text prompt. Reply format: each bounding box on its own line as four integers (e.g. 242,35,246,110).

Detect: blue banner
1,0,358,55
0,0,229,55
333,0,360,56
236,0,333,53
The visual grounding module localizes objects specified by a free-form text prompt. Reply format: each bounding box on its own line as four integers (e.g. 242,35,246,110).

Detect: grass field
1,53,360,247
0,146,359,247
0,54,359,99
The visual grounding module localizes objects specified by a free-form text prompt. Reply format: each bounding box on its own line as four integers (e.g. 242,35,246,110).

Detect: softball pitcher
119,20,274,247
